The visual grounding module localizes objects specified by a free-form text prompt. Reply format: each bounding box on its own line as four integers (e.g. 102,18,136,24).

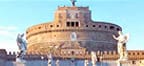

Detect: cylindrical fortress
26,6,122,53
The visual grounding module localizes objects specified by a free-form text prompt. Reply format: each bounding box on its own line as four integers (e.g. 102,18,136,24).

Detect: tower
26,0,122,54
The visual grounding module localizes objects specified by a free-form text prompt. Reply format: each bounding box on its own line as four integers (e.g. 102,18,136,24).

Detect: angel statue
113,31,129,61
91,51,97,66
70,0,76,6
16,33,27,62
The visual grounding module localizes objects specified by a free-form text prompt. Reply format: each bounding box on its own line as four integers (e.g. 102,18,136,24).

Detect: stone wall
0,49,144,66
26,6,122,53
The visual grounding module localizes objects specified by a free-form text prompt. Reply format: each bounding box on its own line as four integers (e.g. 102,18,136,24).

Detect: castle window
142,52,144,55
66,21,79,27
99,25,101,28
67,22,70,27
137,53,139,55
75,22,79,27
110,26,115,30
71,51,75,55
71,22,75,27
133,53,135,55
128,52,131,55
86,25,88,27
57,25,60,27
117,28,120,31
93,25,96,27
38,27,41,29
50,25,53,27
105,26,107,28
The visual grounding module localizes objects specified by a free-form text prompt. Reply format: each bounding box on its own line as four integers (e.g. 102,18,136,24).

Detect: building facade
0,1,144,66
26,5,122,54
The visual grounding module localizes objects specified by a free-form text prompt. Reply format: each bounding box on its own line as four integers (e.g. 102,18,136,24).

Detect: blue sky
0,0,144,51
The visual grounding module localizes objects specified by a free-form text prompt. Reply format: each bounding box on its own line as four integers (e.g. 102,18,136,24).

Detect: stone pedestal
14,62,25,66
14,58,26,66
117,60,129,66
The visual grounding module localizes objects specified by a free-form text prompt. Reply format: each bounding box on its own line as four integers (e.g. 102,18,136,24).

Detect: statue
47,53,53,66
16,33,27,62
70,32,77,41
56,59,59,66
91,51,97,66
113,31,129,61
70,0,76,6
84,59,89,66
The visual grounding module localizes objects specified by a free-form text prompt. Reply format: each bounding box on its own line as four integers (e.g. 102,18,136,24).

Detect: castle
0,1,144,66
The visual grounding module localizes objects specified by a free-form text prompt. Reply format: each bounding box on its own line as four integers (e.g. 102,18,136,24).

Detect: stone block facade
0,49,144,66
26,6,122,53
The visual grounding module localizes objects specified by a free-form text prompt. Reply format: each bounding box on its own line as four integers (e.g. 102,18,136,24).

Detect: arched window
66,21,79,27
86,25,88,27
38,27,41,29
117,28,120,31
93,25,96,27
50,25,53,27
110,26,115,30
75,22,79,27
57,25,60,27
105,26,107,28
99,25,101,28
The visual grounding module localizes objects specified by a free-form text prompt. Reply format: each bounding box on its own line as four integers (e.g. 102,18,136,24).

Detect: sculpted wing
113,35,118,40
124,33,130,42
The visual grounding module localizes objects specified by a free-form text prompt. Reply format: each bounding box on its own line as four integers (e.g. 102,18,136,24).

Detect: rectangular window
75,22,79,27
71,22,75,27
67,22,70,27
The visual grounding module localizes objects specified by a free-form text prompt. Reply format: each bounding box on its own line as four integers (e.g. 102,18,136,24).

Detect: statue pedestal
117,59,129,66
14,62,25,66
14,58,26,66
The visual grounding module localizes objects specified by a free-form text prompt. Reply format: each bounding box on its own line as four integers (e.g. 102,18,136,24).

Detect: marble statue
47,53,53,66
56,59,59,66
91,51,97,66
84,59,89,66
70,0,76,6
70,32,77,41
16,33,27,62
113,31,129,61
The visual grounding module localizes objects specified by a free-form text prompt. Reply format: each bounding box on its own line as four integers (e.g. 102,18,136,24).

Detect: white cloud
0,26,19,52
0,26,18,37
0,40,18,52
0,26,17,31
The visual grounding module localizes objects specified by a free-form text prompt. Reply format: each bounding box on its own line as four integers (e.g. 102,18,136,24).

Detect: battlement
57,6,89,11
2,50,144,61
